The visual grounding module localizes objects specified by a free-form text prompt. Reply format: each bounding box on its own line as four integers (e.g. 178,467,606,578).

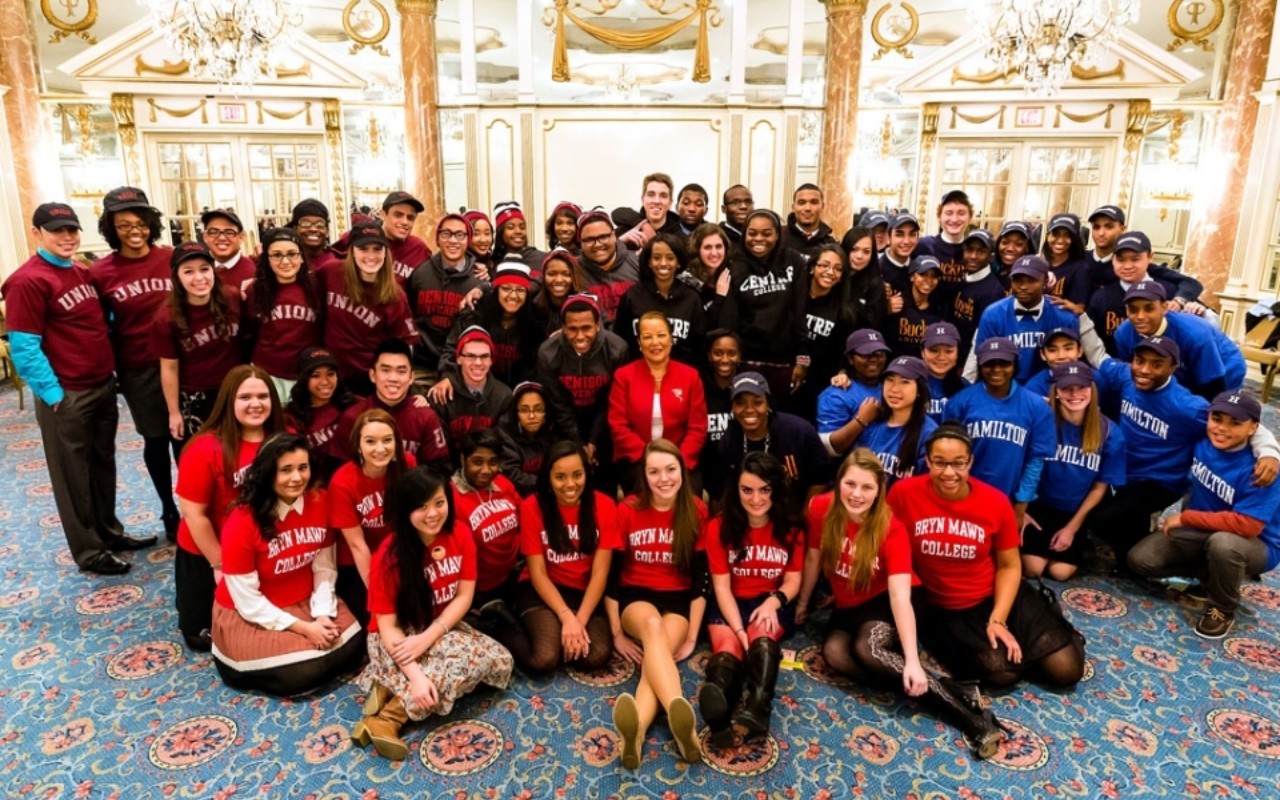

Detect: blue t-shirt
1114,313,1246,398
1187,439,1280,572
1097,359,1208,490
926,374,969,424
1037,417,1127,512
1021,369,1052,399
973,296,1081,383
857,416,938,487
817,380,882,434
945,382,1055,497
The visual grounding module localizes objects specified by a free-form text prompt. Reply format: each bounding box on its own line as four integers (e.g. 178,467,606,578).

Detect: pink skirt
211,599,361,672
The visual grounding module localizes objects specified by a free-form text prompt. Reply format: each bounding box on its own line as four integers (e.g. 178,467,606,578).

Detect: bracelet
988,618,1007,629
852,419,864,429
795,355,811,368
734,628,745,634
770,590,792,608
209,563,222,570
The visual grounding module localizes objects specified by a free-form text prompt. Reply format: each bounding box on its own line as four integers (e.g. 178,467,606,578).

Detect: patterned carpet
2,379,1280,800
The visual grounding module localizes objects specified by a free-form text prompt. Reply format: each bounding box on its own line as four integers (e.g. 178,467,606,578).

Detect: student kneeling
1129,392,1280,639
212,433,364,695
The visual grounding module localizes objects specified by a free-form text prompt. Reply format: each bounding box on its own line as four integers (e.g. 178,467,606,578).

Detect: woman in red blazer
608,312,708,490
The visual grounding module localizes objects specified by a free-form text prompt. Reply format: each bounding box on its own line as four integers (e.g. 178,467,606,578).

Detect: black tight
142,435,179,516
520,605,613,675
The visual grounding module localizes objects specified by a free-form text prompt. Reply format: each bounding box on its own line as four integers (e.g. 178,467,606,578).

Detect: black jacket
615,259,707,367
536,328,630,447
409,253,484,364
719,245,810,365
781,214,837,263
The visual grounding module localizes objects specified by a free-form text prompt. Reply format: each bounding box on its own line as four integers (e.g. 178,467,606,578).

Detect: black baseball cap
1088,205,1126,225
298,346,340,378
103,186,153,214
32,202,81,231
382,191,424,213
170,241,213,270
350,221,387,248
1113,231,1152,254
262,227,302,248
200,208,244,231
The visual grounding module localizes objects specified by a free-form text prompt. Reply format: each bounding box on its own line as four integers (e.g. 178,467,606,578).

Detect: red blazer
608,358,708,468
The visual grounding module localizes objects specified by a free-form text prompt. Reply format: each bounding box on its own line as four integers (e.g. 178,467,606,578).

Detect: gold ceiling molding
256,100,314,126
569,63,688,86
870,3,918,61
1054,103,1116,129
949,105,1006,130
542,0,723,84
952,61,1126,86
1167,0,1224,52
136,56,191,77
821,0,869,11
147,98,208,124
41,0,98,45
344,0,392,57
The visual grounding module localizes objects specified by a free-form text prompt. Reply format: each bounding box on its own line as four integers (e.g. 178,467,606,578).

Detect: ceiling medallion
41,0,98,44
344,0,392,56
870,3,918,61
1166,0,1223,52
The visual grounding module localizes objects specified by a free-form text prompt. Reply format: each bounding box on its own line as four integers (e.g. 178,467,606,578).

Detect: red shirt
806,492,915,609
1,254,114,389
151,288,243,392
245,280,322,378
88,247,172,369
607,359,708,468
336,395,449,465
366,520,476,633
215,255,256,299
214,490,332,610
615,497,707,592
519,492,620,591
319,266,418,381
452,475,522,594
705,517,803,599
175,434,262,554
887,475,1019,610
327,453,417,566
389,236,431,287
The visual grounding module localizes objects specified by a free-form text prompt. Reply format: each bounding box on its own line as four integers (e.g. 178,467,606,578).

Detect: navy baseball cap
1048,213,1081,234
888,213,919,231
845,328,892,356
1042,326,1080,346
1088,205,1126,225
1051,360,1094,389
1010,255,1051,279
976,337,1019,365
859,210,890,229
998,220,1032,241
731,371,771,399
963,229,994,249
885,356,928,382
32,202,81,231
1209,391,1262,422
1134,335,1180,364
910,255,942,275
1113,231,1152,254
923,322,961,349
1124,281,1168,303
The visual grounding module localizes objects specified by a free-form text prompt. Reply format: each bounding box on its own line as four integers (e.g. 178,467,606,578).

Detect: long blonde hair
821,448,892,591
1049,380,1104,454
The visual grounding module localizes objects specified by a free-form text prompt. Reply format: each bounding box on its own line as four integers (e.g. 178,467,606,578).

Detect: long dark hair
809,242,854,325
239,432,313,540
536,440,598,556
875,374,931,476
719,451,798,561
638,233,689,287
168,256,237,339
99,206,164,252
285,364,356,429
688,223,729,288
197,365,285,486
627,439,700,573
389,467,456,634
469,281,547,346
251,228,323,323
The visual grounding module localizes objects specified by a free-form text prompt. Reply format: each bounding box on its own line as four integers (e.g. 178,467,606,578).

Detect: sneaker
1195,607,1235,639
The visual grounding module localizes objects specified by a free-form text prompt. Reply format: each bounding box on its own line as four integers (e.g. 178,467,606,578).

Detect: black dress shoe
183,629,213,653
81,551,131,575
104,533,157,551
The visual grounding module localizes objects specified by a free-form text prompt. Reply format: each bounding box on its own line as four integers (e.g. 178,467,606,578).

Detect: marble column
0,0,61,252
1182,0,1277,307
818,1,869,237
395,0,447,234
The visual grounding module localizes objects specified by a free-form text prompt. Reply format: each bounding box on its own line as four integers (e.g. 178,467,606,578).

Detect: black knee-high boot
926,676,1005,759
733,637,780,740
698,652,744,748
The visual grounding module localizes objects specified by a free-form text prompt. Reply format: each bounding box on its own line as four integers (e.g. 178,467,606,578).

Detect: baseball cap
1088,205,1126,225
1050,360,1094,390
888,212,919,231
731,371,771,400
350,221,387,248
32,202,81,231
845,328,892,356
1042,326,1081,346
975,337,1019,365
297,346,340,378
170,241,213,270
1208,391,1262,422
910,255,943,275
923,322,961,349
261,227,301,248
382,191,424,213
1133,335,1180,364
1113,231,1152,254
1124,281,1168,303
200,208,243,231
1009,255,1051,279
885,356,928,382
103,186,153,214
998,220,1032,241
963,229,995,249
1047,213,1080,234
859,210,890,229
289,198,330,225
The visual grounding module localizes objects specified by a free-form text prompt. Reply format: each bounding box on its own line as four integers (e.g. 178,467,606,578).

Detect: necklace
744,433,771,454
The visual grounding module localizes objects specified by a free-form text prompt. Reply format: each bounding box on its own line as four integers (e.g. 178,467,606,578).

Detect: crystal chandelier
851,117,907,207
975,1,1139,97
138,1,302,89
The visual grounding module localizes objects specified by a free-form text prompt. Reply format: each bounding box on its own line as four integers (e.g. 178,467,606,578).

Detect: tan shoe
668,696,702,765
613,692,642,770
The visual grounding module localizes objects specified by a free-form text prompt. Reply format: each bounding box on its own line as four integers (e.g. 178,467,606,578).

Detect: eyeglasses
814,262,843,273
294,222,328,232
438,230,469,242
498,285,528,296
204,228,241,239
581,233,614,247
268,251,303,263
928,458,971,472
458,352,492,362
114,223,149,233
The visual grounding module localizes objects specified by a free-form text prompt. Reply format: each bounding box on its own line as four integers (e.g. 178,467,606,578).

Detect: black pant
175,547,216,638
1089,481,1184,568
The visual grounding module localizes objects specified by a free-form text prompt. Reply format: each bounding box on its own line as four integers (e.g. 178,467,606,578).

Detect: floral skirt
357,623,513,721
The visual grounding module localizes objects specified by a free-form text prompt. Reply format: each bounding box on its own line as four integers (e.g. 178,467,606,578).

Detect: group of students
4,173,1280,769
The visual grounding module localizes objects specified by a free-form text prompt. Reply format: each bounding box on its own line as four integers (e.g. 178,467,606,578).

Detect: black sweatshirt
719,245,810,365
535,328,630,447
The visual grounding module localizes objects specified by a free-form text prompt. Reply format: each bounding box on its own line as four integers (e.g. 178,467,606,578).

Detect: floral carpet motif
2,383,1280,797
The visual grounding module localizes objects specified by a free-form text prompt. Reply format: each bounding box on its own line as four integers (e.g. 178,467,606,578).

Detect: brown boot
355,694,411,760
362,683,393,716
